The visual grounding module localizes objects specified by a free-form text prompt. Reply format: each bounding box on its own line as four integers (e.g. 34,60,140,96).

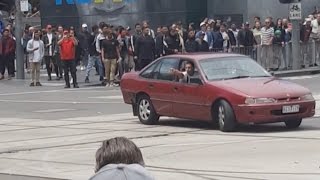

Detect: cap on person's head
245,22,250,26
200,22,206,27
305,18,312,22
82,23,88,28
90,164,154,180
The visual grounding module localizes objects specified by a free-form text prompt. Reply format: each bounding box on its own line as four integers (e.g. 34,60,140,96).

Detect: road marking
0,87,105,96
88,95,123,100
0,99,122,104
33,109,77,113
40,83,65,87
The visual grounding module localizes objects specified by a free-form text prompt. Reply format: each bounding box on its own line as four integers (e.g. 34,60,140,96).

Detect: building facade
40,0,319,30
208,0,319,26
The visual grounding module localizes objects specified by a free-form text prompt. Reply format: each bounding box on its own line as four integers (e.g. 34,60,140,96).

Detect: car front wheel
214,100,237,132
137,95,159,125
285,119,302,129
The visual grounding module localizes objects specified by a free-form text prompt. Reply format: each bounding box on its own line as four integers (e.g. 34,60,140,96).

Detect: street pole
290,0,301,70
14,0,25,79
291,20,301,70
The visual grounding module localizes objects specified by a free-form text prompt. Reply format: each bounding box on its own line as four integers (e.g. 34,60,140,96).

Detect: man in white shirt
170,61,198,83
27,30,44,87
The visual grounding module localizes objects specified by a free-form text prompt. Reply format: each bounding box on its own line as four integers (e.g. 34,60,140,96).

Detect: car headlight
300,94,314,101
245,97,277,104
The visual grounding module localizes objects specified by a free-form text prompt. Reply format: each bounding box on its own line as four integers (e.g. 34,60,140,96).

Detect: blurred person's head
265,18,272,28
231,24,237,31
317,13,320,22
2,29,10,38
135,23,142,33
188,30,195,39
33,30,40,40
46,25,52,33
58,26,64,34
277,18,283,28
254,21,261,29
220,24,226,32
161,26,169,35
92,25,99,34
95,137,145,172
142,27,150,36
200,22,207,32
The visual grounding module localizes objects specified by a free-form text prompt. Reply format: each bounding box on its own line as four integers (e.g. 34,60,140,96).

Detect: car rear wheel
137,95,159,125
285,119,302,129
214,100,237,132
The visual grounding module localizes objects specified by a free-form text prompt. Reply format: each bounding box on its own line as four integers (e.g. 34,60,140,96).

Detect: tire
137,95,159,125
285,119,302,129
214,100,237,132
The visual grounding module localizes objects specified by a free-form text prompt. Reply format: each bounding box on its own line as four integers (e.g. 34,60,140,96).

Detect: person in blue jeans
85,25,103,83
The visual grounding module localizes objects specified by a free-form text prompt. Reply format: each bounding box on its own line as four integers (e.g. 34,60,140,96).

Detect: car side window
140,61,160,79
155,58,180,81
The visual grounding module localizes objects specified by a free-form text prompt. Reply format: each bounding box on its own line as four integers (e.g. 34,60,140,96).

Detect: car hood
212,77,311,98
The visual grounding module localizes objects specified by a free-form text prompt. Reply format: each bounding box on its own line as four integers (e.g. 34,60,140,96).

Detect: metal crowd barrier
207,40,319,71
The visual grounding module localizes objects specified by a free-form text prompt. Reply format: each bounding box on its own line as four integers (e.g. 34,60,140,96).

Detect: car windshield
199,57,271,81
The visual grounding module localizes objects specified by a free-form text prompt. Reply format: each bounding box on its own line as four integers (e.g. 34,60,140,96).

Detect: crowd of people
0,12,320,88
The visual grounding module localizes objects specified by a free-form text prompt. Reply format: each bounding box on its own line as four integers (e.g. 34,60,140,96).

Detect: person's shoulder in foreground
89,163,154,180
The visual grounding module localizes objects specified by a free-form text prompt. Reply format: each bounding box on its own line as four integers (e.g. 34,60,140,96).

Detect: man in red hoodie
58,30,79,88
0,29,16,80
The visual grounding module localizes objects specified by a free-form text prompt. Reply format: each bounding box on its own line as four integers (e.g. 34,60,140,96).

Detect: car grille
276,97,300,103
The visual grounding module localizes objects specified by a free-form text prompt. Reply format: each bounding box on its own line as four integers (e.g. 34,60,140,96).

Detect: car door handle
148,84,154,89
173,87,178,92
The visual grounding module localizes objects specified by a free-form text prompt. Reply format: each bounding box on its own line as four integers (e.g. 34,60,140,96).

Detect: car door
143,58,180,117
172,59,210,121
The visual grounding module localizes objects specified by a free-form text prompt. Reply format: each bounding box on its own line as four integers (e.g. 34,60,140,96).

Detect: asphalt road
0,72,319,180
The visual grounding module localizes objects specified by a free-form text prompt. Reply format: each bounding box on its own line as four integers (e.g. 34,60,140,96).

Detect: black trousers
45,56,62,79
62,60,77,86
0,54,15,76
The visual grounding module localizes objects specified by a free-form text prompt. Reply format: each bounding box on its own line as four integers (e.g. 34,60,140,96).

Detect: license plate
282,105,300,114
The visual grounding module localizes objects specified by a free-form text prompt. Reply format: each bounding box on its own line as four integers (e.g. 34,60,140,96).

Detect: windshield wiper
224,75,251,80
264,76,278,84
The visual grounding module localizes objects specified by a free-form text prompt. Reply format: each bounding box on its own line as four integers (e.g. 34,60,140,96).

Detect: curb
273,68,320,78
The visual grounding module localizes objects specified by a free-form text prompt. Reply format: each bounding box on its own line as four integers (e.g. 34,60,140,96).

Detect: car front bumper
234,101,316,124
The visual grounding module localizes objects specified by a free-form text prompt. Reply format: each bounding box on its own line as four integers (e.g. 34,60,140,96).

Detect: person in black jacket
164,26,181,55
155,26,169,58
238,22,256,57
135,27,156,71
185,31,199,53
129,23,142,71
198,32,209,52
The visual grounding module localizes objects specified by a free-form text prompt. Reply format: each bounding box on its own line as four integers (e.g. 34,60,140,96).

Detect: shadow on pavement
156,118,320,134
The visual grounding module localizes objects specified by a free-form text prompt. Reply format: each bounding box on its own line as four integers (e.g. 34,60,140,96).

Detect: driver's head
185,62,194,75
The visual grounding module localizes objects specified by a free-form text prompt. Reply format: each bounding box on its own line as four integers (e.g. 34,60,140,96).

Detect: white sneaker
105,83,110,87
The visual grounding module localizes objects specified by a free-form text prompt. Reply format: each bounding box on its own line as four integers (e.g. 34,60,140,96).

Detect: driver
170,62,196,83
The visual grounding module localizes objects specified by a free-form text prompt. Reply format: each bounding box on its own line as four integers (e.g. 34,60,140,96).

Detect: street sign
289,2,302,20
20,0,29,12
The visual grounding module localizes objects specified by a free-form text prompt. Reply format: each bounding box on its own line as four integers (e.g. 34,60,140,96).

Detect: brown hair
95,137,145,172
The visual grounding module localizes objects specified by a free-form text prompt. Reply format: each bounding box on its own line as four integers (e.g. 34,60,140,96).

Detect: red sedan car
120,54,316,132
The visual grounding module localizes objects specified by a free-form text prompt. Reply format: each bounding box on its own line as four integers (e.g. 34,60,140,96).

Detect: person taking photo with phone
58,30,79,88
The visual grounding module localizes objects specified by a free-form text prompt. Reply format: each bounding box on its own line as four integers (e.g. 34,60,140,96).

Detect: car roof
165,53,246,61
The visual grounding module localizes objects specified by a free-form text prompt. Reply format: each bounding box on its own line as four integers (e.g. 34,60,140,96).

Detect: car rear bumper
234,101,316,124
